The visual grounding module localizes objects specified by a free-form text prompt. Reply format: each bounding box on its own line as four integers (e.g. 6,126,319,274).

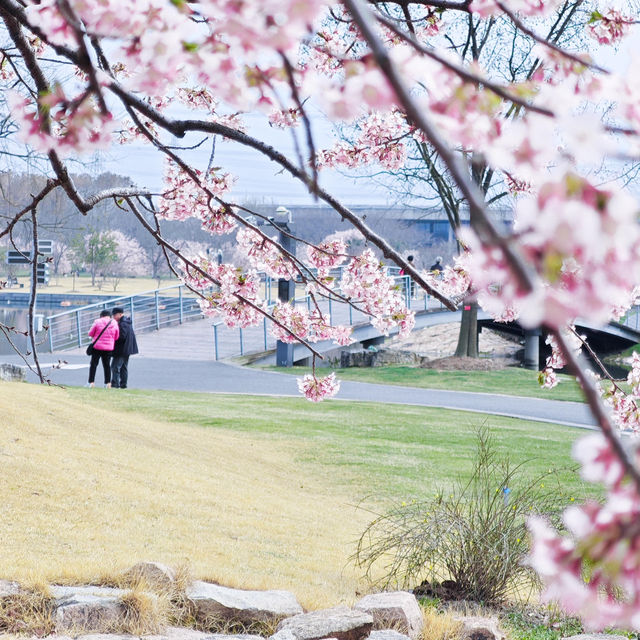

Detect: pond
0,304,59,355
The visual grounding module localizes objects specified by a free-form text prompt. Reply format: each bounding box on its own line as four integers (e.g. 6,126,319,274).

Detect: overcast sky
97,109,390,207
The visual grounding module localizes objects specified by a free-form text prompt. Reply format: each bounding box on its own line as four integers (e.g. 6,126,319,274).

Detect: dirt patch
386,322,522,370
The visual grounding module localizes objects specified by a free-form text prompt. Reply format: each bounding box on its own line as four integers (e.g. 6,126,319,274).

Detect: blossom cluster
340,249,415,338
587,9,632,45
297,372,340,402
270,302,353,346
158,161,234,223
9,89,114,156
461,174,640,330
182,259,264,329
236,228,297,280
528,433,640,630
318,112,408,170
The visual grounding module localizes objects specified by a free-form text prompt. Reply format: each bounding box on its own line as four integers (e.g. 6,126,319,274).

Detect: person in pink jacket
87,309,120,388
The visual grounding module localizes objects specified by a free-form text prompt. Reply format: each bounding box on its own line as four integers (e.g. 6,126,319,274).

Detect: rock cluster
0,562,513,640
339,349,419,368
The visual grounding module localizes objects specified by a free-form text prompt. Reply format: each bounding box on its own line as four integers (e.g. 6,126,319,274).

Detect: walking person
87,309,119,388
430,256,444,274
399,254,417,298
110,306,139,389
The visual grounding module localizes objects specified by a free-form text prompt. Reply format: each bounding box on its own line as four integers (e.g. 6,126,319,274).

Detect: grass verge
257,366,585,403
1,383,591,609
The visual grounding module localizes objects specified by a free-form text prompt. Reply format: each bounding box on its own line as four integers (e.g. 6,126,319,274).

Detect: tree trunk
455,302,478,358
454,155,485,358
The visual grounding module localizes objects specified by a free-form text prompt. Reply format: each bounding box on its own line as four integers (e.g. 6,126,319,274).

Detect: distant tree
110,231,152,277
50,239,71,283
71,229,118,287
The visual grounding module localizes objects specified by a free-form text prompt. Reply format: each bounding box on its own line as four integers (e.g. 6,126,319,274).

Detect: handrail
45,282,204,352
46,283,190,320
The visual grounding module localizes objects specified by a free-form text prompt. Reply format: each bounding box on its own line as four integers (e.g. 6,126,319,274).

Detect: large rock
52,585,127,634
121,562,176,590
453,616,506,640
0,364,25,382
274,606,373,640
354,592,423,639
186,581,303,627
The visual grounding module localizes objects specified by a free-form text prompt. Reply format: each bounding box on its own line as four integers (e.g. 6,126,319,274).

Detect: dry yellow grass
0,382,373,609
420,607,463,640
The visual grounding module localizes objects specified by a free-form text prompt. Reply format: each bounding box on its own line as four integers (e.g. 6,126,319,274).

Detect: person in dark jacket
110,306,139,389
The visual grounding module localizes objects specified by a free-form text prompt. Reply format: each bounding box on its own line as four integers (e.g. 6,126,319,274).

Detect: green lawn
70,388,591,502
257,365,587,402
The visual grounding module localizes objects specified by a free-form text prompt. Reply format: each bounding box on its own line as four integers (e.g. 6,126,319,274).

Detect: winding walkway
4,347,596,430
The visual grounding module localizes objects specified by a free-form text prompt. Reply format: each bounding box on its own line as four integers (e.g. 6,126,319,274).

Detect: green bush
354,428,572,604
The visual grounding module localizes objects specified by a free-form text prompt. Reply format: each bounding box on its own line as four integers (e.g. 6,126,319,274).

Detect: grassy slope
258,366,586,402
72,387,588,500
1,383,590,608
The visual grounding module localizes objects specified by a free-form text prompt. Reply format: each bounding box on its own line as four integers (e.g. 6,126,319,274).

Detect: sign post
274,207,295,368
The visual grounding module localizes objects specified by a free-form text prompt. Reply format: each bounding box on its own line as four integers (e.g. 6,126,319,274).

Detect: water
0,304,59,355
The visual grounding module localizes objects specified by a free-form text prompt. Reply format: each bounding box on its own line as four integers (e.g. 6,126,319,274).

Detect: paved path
3,349,597,430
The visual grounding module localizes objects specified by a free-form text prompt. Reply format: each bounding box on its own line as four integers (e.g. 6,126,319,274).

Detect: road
2,350,597,430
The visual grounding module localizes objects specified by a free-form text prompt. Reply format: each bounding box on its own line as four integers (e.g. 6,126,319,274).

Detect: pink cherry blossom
588,9,632,45
297,372,340,402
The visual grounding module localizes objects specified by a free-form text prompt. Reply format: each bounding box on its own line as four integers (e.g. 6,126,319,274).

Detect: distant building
247,203,514,246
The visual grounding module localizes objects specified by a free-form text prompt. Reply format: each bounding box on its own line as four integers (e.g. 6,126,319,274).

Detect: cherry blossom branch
374,10,555,118
342,0,537,296
124,197,324,358
496,1,609,74
552,329,640,494
110,84,457,309
280,52,319,191
369,0,472,11
56,0,108,114
1,9,151,214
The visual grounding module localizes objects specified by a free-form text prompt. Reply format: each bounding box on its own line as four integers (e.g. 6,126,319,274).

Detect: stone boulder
0,364,25,382
453,616,506,640
121,562,176,590
186,581,303,628
354,592,423,639
51,585,128,634
274,606,373,640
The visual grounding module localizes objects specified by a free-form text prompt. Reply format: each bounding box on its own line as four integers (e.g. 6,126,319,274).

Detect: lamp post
274,206,295,367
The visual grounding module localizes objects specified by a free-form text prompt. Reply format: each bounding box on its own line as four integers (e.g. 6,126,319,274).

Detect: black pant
89,349,112,384
111,355,130,389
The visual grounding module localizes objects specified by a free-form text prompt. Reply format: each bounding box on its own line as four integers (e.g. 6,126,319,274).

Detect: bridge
43,278,640,367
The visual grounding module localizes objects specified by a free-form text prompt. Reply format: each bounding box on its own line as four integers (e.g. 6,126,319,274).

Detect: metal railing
620,306,640,331
45,284,202,352
212,273,445,360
